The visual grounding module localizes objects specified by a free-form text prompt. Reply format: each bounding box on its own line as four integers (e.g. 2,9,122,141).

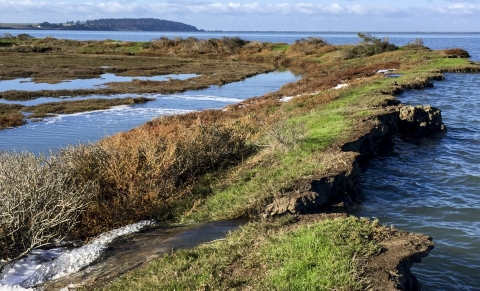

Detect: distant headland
0,18,202,32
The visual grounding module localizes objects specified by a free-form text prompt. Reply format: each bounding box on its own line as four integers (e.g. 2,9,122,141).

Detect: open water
0,31,480,290
354,72,480,290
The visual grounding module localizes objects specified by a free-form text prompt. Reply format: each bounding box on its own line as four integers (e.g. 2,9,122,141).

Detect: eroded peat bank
1,33,479,290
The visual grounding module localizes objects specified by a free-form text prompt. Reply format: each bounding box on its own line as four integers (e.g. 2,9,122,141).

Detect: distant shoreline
1,27,479,34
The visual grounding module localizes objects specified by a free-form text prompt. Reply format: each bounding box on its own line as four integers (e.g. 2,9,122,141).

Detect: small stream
0,220,243,290
44,220,244,290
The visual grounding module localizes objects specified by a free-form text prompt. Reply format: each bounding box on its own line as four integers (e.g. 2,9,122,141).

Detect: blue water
1,31,480,290
0,73,198,92
354,73,480,290
0,71,300,154
3,30,480,50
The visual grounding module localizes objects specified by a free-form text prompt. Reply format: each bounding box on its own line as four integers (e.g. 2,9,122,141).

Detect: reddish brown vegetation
441,48,471,58
0,113,25,128
0,104,25,128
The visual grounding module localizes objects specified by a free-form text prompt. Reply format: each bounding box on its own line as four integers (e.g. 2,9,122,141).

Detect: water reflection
0,71,301,154
0,73,198,92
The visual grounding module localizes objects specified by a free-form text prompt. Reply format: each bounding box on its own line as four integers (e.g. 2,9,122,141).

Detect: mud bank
263,103,442,290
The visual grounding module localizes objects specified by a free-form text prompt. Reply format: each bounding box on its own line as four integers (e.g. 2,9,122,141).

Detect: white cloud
1,1,480,31
1,1,479,18
96,1,140,13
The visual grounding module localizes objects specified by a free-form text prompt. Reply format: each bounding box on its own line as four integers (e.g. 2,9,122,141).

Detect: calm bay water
2,29,480,49
0,31,479,290
354,73,480,291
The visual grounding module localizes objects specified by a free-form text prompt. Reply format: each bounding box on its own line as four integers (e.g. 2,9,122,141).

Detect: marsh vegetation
1,33,479,289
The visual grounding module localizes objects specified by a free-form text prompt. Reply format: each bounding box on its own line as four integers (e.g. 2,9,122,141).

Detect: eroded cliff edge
262,103,442,290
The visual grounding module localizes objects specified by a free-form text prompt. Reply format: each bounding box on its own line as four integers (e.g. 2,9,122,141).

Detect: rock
398,105,446,136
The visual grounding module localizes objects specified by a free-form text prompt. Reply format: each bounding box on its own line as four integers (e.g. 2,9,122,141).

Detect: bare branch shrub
254,115,306,151
0,152,97,263
403,38,430,50
340,33,397,59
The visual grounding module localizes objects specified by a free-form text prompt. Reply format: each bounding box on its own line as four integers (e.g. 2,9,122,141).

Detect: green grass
98,217,384,291
427,57,472,71
183,103,350,222
123,42,143,54
259,217,381,290
272,44,290,52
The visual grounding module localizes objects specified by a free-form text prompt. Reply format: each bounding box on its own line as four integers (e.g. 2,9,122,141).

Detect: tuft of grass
272,43,290,52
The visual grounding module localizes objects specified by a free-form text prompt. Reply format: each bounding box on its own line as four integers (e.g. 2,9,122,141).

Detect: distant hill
36,18,201,32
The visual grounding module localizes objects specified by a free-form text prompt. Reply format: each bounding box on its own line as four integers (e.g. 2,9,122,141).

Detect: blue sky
1,0,480,31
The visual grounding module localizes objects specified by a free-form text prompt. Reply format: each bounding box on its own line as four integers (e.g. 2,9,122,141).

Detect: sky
1,0,480,32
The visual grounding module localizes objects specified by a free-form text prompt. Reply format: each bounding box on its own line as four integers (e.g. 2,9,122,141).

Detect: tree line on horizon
34,18,201,32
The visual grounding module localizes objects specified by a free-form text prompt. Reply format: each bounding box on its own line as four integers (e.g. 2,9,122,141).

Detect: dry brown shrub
317,45,338,55
56,113,256,238
0,112,25,128
440,48,470,58
288,37,330,55
243,41,270,53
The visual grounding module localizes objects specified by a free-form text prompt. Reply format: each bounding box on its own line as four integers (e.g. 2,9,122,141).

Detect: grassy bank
1,34,479,288
97,216,389,291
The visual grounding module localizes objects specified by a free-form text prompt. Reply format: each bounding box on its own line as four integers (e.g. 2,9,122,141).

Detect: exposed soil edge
262,85,446,289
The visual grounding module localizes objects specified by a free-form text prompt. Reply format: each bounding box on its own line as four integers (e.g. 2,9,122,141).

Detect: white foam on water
0,220,155,289
0,249,66,288
377,69,397,74
160,95,244,103
279,96,294,102
333,83,349,90
41,107,192,122
0,250,65,291
279,90,324,103
0,93,241,107
106,105,131,111
20,220,155,288
0,285,34,291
